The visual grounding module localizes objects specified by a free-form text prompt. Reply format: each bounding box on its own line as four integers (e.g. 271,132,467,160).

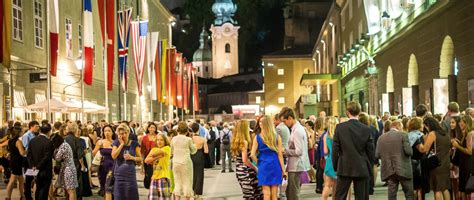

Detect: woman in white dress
171,122,197,200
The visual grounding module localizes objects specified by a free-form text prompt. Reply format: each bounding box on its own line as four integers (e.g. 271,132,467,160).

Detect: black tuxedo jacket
27,134,53,177
332,119,375,178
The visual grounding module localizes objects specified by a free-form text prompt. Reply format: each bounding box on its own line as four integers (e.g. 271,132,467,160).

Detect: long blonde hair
231,120,252,157
326,116,338,139
260,115,278,152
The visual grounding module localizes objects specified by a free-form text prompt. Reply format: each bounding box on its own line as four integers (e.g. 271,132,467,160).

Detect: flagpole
103,0,109,122
46,0,52,122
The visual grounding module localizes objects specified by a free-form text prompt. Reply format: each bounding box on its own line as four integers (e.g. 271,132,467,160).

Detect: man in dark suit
332,101,374,200
376,120,414,199
27,124,53,200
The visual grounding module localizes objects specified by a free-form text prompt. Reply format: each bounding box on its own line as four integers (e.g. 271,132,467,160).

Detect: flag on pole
131,20,148,96
1,0,12,68
183,63,192,110
160,40,168,103
169,49,177,106
192,66,199,111
98,0,105,43
175,53,183,108
147,32,159,100
106,0,115,91
166,48,176,105
49,0,59,76
83,0,94,85
118,8,132,92
154,40,162,102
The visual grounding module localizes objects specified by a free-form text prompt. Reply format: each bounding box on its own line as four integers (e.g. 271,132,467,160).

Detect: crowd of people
0,101,473,200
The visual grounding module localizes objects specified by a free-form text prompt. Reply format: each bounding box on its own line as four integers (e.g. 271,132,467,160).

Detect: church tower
193,27,213,78
210,0,239,78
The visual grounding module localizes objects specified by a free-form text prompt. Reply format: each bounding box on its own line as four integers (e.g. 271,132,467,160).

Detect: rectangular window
65,18,73,58
256,96,261,104
78,24,82,54
278,83,285,90
277,68,284,75
278,97,285,104
34,0,43,48
12,0,23,41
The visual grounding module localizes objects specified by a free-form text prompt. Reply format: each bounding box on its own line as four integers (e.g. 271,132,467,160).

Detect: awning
25,98,78,113
25,98,108,114
64,99,108,114
300,73,340,86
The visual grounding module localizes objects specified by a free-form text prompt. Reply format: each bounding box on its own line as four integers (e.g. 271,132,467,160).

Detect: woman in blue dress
251,115,286,200
111,124,142,200
322,117,337,200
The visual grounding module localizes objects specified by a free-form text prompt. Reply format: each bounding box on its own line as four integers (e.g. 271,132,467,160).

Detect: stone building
1,0,174,122
339,0,474,116
263,0,331,118
300,2,342,117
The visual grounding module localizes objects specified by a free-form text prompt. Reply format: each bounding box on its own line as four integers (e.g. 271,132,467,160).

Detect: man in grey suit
376,120,414,200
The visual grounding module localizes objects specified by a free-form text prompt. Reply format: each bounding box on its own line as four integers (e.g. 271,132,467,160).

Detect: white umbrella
25,98,79,113
64,99,108,114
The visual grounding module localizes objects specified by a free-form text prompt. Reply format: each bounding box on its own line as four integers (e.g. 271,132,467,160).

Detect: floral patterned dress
55,142,79,190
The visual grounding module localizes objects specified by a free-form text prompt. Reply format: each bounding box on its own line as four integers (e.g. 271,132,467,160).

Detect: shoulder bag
426,136,441,171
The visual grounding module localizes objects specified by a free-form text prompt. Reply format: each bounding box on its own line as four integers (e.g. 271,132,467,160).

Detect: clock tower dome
210,0,239,78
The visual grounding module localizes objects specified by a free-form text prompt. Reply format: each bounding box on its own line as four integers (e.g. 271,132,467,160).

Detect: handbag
426,138,441,171
451,148,461,166
91,150,103,173
465,174,474,193
300,171,311,184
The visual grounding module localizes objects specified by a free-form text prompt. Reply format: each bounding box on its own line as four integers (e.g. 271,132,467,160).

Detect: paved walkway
1,166,435,199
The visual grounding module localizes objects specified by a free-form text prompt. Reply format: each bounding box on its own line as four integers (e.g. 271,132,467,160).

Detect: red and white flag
83,0,94,85
192,66,199,111
48,0,59,76
98,0,115,90
131,20,148,96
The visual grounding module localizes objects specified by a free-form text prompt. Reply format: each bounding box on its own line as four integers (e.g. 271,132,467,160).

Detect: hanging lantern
401,0,416,9
381,11,391,30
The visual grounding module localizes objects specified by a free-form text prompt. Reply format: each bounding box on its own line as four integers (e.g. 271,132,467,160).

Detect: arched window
225,43,231,53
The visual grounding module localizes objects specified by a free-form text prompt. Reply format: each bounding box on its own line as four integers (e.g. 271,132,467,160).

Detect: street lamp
75,57,84,122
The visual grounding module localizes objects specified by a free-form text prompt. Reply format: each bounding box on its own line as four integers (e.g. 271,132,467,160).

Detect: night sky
163,0,285,72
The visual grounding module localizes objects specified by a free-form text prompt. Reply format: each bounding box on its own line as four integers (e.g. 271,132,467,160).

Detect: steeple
199,27,210,49
193,27,212,62
212,0,237,25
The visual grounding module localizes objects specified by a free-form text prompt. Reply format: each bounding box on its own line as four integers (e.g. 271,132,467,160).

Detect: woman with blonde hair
111,124,142,199
171,122,197,200
145,133,172,199
322,116,337,200
231,120,262,199
251,115,285,200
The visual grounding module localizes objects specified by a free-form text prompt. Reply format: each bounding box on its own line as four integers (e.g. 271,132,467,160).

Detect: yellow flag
161,39,167,104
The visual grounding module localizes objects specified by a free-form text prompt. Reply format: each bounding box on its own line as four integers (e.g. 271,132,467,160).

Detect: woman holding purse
92,125,115,196
418,117,451,200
